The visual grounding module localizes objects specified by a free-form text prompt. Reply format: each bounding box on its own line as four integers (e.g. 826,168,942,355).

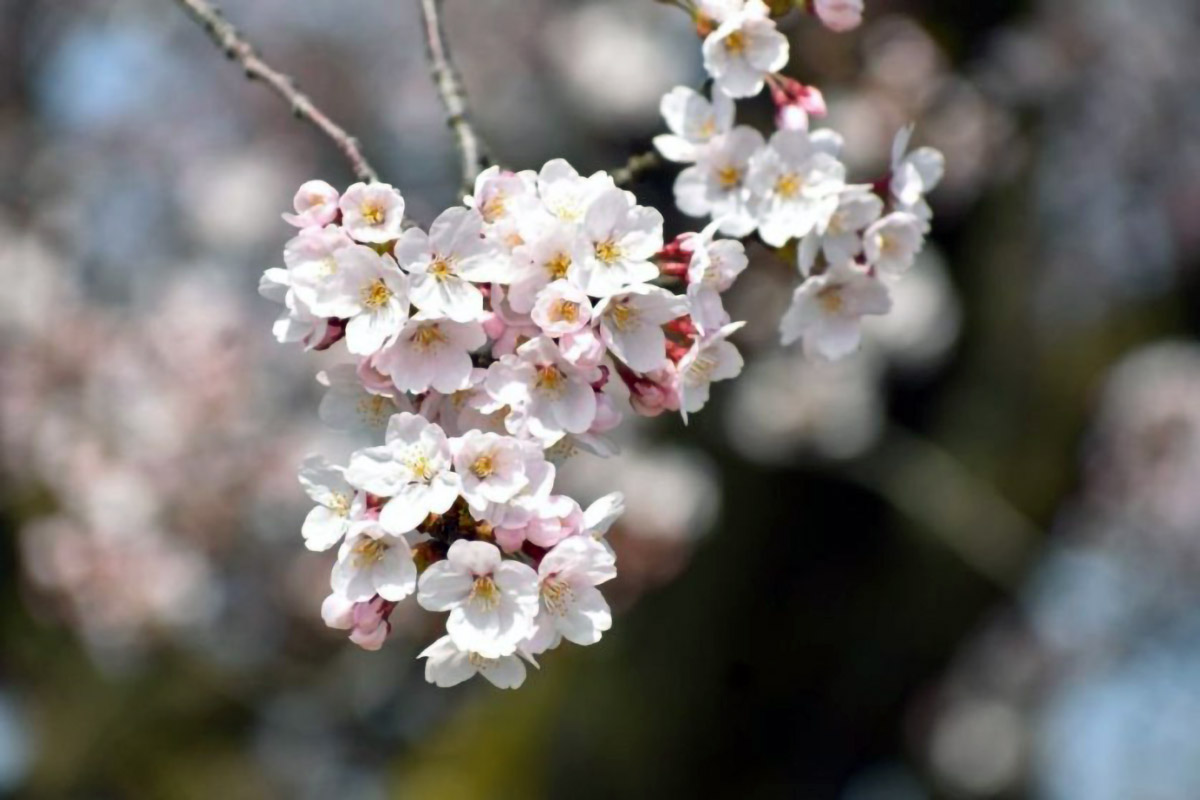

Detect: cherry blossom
654,86,736,164
864,211,926,276
374,314,486,394
298,455,364,552
282,179,340,229
797,186,884,275
331,525,418,603
524,536,617,654
485,336,601,445
780,260,892,360
339,182,405,243
576,188,664,297
747,129,846,247
673,126,766,236
701,1,789,99
417,539,540,658
344,412,462,535
596,284,689,373
419,635,533,689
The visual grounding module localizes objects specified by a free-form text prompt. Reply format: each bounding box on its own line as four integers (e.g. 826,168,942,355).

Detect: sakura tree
177,0,944,689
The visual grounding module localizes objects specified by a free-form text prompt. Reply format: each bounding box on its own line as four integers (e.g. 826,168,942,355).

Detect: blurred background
2,0,1200,796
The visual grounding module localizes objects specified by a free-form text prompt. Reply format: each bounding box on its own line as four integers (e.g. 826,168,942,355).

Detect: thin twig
418,0,489,192
174,0,379,183
612,150,663,187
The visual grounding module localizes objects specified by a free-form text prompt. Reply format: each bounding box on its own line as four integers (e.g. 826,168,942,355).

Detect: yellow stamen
607,301,636,331
594,240,622,264
717,165,742,189
818,286,844,313
536,364,566,395
541,577,575,616
723,30,746,55
482,193,506,223
361,278,392,309
428,259,454,279
556,300,581,323
352,537,388,567
469,575,501,611
547,252,572,279
329,492,352,516
361,203,385,225
410,323,448,350
407,454,435,481
775,173,802,199
471,454,495,479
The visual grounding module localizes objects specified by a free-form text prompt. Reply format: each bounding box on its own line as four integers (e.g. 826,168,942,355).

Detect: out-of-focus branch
418,0,489,192
840,424,1041,592
613,150,663,187
174,0,379,183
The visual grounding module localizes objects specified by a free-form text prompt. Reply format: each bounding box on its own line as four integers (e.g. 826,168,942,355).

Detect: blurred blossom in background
2,0,1200,797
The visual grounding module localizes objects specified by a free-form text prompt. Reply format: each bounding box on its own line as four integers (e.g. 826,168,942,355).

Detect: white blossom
283,225,356,318
466,166,539,227
339,182,406,243
685,221,749,291
780,259,891,360
337,247,411,355
331,525,417,602
583,492,625,554
536,159,615,224
747,129,846,247
596,284,689,373
298,455,364,552
673,126,765,237
258,267,329,349
282,180,339,229
485,336,600,445
417,540,540,658
531,279,593,337
677,287,745,420
654,86,736,164
701,1,789,99
451,430,546,507
374,314,486,394
797,186,883,275
576,188,663,297
316,364,404,433
863,211,925,276
344,412,462,534
524,536,617,655
419,634,533,689
890,125,945,228
508,222,589,314
393,207,505,323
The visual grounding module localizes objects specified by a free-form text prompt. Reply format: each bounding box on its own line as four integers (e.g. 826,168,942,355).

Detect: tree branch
174,0,380,183
418,0,489,192
612,150,663,187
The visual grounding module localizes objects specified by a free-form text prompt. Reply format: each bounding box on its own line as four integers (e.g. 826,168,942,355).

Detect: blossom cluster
656,0,946,360
261,163,749,688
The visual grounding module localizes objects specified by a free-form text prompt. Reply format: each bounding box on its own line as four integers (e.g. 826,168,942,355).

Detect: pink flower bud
349,621,390,651
813,0,863,33
628,368,681,417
